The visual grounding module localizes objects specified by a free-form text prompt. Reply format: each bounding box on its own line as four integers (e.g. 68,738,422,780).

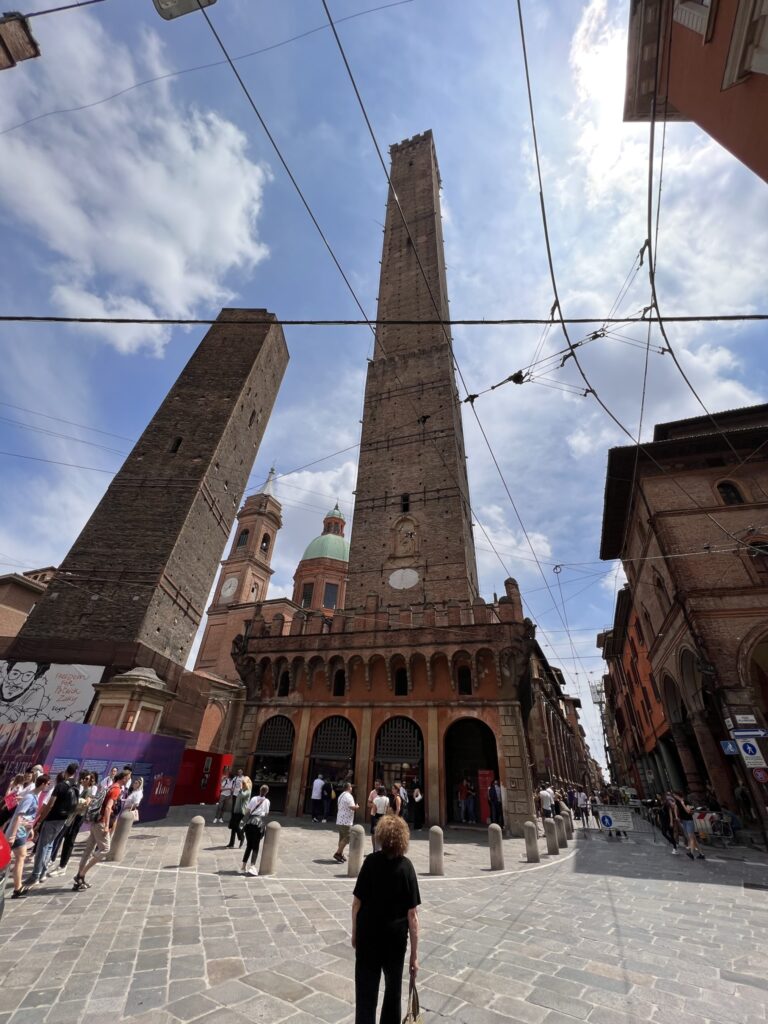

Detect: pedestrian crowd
2,762,143,898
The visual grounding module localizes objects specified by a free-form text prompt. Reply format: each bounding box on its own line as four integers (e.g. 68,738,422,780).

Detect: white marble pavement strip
0,816,767,1024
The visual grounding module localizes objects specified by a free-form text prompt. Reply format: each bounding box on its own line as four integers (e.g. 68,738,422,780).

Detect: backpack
61,781,79,817
85,788,108,823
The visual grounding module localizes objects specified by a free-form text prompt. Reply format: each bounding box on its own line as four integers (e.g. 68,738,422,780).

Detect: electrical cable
0,0,415,136
23,0,106,18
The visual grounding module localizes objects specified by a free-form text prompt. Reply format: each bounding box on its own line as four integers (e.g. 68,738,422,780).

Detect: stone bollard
180,815,206,868
258,821,281,876
562,808,574,839
488,823,505,870
429,825,444,876
554,815,568,850
544,818,559,855
523,820,540,863
107,811,134,863
347,824,365,878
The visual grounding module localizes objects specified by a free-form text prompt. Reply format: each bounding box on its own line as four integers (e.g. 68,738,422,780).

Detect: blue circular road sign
743,742,758,756
600,814,613,828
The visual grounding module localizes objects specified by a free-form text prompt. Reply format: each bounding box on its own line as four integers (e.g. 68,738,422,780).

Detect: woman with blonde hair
352,814,420,1023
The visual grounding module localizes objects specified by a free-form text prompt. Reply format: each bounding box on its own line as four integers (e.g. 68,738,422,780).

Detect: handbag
243,797,267,834
402,982,424,1024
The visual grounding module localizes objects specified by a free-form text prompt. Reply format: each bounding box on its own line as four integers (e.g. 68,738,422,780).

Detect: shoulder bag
244,797,267,834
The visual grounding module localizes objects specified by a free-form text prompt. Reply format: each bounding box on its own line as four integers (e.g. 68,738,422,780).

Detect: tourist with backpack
241,785,270,875
25,762,80,887
48,772,95,876
72,770,126,891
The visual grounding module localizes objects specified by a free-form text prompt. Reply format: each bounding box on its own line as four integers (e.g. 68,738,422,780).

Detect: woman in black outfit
352,814,420,1024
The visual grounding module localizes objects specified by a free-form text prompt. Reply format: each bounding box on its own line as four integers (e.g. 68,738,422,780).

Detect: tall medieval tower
345,132,479,609
11,310,288,670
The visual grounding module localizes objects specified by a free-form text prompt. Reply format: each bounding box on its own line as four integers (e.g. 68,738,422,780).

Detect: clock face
220,577,238,602
389,568,420,590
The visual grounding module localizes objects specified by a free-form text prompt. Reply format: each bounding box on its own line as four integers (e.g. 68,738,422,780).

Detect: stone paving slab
2,811,768,1023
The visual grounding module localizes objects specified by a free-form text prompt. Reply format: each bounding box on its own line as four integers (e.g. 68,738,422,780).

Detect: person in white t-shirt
539,786,553,819
311,774,325,822
214,771,235,824
577,789,589,828
333,783,358,863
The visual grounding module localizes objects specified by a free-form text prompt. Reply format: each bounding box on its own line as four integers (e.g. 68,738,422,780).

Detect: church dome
300,533,350,563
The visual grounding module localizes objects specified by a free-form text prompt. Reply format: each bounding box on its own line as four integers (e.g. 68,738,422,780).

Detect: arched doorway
305,715,357,814
251,715,295,813
750,635,768,713
374,717,424,818
444,718,499,825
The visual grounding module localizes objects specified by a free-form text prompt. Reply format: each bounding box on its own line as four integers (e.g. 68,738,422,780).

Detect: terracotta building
0,567,55,638
599,403,768,830
3,311,288,741
624,0,768,182
222,132,587,833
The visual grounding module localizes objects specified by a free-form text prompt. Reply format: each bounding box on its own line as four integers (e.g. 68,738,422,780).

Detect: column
355,706,373,801
285,706,312,816
427,706,440,826
498,701,536,837
670,724,705,801
690,711,733,809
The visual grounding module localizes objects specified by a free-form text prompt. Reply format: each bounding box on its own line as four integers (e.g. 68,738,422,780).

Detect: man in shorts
73,771,126,890
334,782,358,864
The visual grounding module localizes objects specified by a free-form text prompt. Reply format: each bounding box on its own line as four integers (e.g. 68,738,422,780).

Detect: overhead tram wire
2,312,767,327
22,0,107,18
513,0,764,560
1,0,415,137
320,0,598,691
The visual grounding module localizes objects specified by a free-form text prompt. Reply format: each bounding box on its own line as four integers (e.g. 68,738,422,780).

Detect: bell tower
195,469,282,679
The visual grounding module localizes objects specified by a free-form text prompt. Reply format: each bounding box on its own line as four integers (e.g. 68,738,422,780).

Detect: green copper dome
300,533,350,562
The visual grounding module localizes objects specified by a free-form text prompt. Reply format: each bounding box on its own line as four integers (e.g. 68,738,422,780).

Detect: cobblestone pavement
2,809,768,1024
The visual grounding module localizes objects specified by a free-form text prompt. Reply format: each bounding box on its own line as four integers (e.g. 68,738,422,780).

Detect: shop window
394,667,408,696
333,670,346,697
301,582,314,608
277,672,290,697
236,529,249,549
323,582,339,609
717,481,744,505
457,666,472,695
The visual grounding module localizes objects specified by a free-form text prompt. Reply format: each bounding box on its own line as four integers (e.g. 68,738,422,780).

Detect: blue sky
1,0,766,760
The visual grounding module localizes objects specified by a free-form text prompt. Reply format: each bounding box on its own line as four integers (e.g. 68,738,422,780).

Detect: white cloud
0,14,270,354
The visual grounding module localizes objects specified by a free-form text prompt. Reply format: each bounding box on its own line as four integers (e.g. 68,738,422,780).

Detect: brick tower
345,131,479,609
10,310,288,670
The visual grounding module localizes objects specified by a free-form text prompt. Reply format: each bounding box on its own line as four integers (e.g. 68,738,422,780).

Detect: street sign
724,717,734,731
596,805,634,831
153,0,217,20
720,740,739,756
737,739,767,769
736,714,758,725
753,768,768,784
732,728,768,739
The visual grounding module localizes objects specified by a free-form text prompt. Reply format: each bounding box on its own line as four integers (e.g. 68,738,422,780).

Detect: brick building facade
599,404,768,831
625,0,768,182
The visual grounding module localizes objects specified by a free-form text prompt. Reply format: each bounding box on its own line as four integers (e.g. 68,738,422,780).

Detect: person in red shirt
72,771,127,891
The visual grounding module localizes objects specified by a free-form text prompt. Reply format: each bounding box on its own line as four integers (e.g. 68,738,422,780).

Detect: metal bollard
347,824,365,878
180,815,205,868
561,808,574,839
258,821,281,876
488,823,505,870
523,820,540,863
107,811,134,863
429,825,444,875
544,818,559,855
554,815,568,849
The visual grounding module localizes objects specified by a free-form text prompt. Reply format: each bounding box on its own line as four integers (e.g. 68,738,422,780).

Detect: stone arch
391,514,420,558
328,655,346,697
305,714,357,813
737,624,768,710
290,656,305,693
390,653,409,696
252,713,295,812
374,716,425,797
347,655,366,692
258,657,273,697
475,648,496,690
452,649,473,695
443,716,500,824
273,656,290,699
